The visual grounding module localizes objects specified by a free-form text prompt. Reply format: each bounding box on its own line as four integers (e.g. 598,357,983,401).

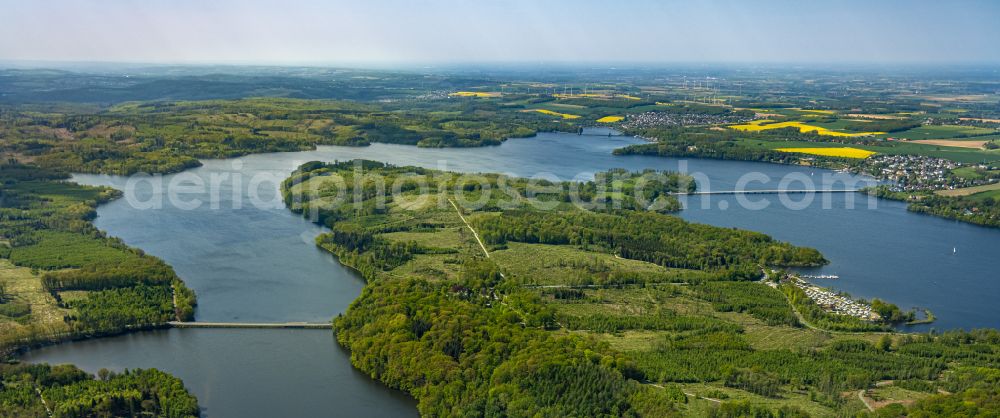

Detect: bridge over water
168,321,331,329
675,189,861,195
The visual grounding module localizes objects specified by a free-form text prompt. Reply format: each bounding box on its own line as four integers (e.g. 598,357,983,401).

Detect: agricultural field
739,139,1000,164
960,117,1000,123
909,139,988,149
729,120,885,137
935,181,1000,197
845,113,908,120
0,260,72,349
789,108,837,115
951,166,1000,180
522,108,582,119
885,124,997,140
971,188,1000,201
775,147,876,159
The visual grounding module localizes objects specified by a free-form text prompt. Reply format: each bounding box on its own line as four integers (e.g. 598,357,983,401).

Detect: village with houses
855,154,1000,192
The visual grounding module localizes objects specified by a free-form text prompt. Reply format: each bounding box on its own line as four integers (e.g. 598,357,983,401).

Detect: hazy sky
3,0,1000,65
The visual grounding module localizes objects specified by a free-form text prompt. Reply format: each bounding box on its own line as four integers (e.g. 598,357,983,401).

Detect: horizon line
3,59,1000,73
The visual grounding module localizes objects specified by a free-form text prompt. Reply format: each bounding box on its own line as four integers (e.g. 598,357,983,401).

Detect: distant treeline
1,97,577,175
867,186,1000,229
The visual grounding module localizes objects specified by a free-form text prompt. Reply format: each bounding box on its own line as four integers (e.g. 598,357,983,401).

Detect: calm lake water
22,329,416,418
22,129,1000,416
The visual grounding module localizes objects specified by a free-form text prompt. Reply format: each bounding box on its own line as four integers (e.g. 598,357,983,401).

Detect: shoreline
786,273,937,330
9,133,992,414
614,138,1000,229
2,179,196,360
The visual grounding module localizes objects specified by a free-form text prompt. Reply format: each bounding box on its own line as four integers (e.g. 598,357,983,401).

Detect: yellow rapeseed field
597,115,624,123
450,91,501,98
729,120,884,137
775,147,876,159
523,109,581,119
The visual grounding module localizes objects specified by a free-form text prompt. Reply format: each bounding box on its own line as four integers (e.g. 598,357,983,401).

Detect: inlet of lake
21,129,1000,417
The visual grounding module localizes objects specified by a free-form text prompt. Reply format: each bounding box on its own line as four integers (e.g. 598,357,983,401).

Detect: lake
22,129,1000,416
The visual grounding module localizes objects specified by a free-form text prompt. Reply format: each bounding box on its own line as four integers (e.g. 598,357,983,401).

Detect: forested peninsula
282,160,1000,417
0,164,200,415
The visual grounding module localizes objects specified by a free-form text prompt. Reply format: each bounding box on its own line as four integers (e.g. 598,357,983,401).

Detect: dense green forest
0,163,196,354
472,210,825,271
282,160,1000,416
282,159,695,227
0,362,198,417
0,164,201,415
2,66,1000,416
0,97,577,175
867,186,1000,228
